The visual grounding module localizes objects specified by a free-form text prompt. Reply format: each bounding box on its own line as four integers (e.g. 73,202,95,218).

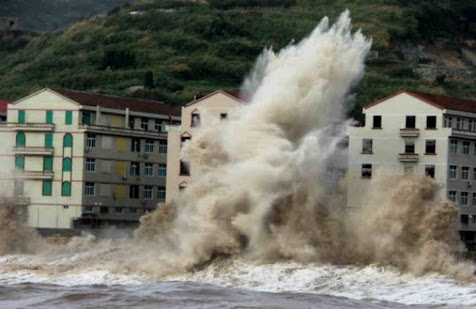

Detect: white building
347,90,476,248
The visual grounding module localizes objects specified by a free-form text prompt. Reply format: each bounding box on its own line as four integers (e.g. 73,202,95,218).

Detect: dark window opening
131,138,141,152
100,207,109,214
425,140,436,154
405,141,415,154
425,165,435,179
180,160,190,176
461,214,469,225
362,139,373,154
361,164,372,179
405,116,416,128
181,136,191,148
426,116,437,129
372,116,381,129
129,185,139,199
191,113,201,127
220,113,228,120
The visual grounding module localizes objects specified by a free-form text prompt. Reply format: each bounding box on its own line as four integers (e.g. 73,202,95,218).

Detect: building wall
347,93,450,208
166,91,244,203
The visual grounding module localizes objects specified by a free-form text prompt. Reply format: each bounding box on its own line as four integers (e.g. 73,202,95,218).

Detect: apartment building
0,88,180,230
166,90,245,203
347,90,476,247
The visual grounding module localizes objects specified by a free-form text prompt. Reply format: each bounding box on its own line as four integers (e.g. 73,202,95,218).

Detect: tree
144,71,154,89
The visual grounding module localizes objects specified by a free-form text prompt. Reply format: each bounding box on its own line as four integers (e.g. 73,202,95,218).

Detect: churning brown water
0,11,475,308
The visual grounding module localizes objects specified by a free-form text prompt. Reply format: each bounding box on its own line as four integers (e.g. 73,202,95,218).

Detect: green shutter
15,156,24,170
45,134,53,148
64,134,72,148
46,111,53,124
42,181,52,196
63,157,72,172
18,110,25,123
16,132,25,147
62,182,71,196
82,112,91,125
43,157,53,171
65,111,72,125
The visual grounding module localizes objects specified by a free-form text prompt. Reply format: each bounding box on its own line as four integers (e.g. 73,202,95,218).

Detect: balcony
79,124,165,138
13,147,54,156
0,122,55,132
399,128,419,138
15,170,54,180
398,153,419,163
451,128,476,139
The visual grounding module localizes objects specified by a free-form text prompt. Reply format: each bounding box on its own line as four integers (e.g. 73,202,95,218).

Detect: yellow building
0,88,180,230
165,90,245,203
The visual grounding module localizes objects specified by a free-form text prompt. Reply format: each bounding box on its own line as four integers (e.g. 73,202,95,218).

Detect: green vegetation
0,0,475,123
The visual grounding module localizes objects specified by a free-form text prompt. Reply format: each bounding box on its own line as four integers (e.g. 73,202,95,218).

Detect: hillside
0,0,130,31
0,0,475,122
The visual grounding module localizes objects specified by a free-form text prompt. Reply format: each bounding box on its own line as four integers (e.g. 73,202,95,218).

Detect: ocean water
1,253,475,309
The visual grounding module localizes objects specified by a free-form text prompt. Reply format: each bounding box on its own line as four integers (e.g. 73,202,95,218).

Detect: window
84,206,94,213
180,160,190,176
129,185,139,199
42,181,52,196
463,141,470,155
86,133,96,148
43,157,53,171
143,186,153,199
86,158,95,172
158,186,166,202
444,116,452,128
18,110,25,123
46,111,53,124
179,183,187,191
158,163,167,177
474,143,476,156
449,166,457,179
100,207,109,214
63,157,72,172
456,118,462,130
14,180,24,195
85,182,95,196
15,155,24,171
65,111,72,125
82,111,91,125
159,140,167,154
405,116,416,128
450,140,458,154
220,113,228,120
461,192,469,205
362,139,373,154
145,139,154,153
45,133,53,148
372,115,381,129
115,207,123,214
61,182,71,196
181,136,191,148
129,208,138,214
473,193,476,206
426,116,437,129
449,191,457,202
145,163,153,177
405,140,415,154
64,133,73,148
141,118,149,130
16,132,25,147
461,214,469,225
130,162,140,176
425,140,436,154
155,120,162,132
131,138,141,152
191,112,200,127
128,116,135,129
462,166,470,180
473,168,476,181
361,164,372,179
425,165,435,179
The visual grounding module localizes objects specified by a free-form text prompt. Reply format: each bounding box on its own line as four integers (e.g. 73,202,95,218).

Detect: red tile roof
365,90,476,114
0,99,12,114
51,88,180,116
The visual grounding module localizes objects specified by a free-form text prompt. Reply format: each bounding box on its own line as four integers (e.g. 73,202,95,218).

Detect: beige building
0,88,180,230
347,90,476,248
165,90,245,203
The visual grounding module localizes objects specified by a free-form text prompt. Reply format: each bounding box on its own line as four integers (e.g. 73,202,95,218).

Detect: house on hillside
347,90,476,249
0,88,180,232
165,90,245,203
0,17,20,31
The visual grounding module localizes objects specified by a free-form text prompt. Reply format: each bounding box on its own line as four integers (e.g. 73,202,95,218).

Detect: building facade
347,90,476,247
0,88,180,230
165,90,245,203
0,17,20,31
